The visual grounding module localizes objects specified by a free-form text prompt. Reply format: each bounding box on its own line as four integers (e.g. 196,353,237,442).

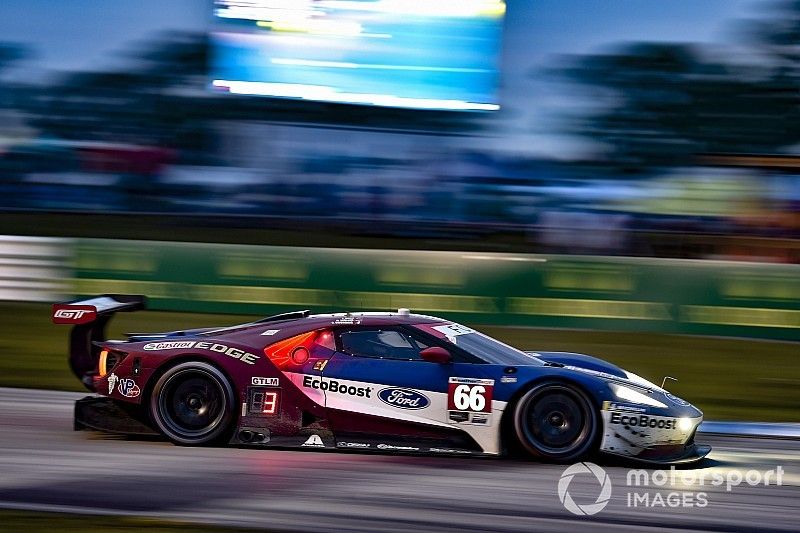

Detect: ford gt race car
53,295,710,464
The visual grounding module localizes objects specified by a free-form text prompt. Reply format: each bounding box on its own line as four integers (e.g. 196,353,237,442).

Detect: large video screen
210,0,505,111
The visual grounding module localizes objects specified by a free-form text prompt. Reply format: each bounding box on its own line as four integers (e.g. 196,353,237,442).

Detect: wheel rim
157,369,227,439
518,386,592,456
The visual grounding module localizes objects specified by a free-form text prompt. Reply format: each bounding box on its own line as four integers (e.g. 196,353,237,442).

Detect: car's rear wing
52,295,146,389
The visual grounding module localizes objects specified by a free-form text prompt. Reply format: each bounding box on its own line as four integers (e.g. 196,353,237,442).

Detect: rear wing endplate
52,294,146,390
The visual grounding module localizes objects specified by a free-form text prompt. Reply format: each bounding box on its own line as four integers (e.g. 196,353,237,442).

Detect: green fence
71,239,800,341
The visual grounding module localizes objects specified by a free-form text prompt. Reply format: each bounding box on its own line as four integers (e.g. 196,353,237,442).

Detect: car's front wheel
512,382,598,462
149,361,235,445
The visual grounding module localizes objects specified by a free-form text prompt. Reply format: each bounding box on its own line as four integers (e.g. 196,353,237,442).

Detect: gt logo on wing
52,305,96,324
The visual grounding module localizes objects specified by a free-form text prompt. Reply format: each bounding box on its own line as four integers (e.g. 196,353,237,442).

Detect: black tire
512,382,598,462
149,361,235,446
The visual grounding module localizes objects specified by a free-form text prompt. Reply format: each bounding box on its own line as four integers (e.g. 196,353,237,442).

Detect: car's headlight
610,383,668,408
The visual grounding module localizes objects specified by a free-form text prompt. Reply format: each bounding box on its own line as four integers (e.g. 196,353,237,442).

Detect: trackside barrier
66,239,800,342
0,236,71,302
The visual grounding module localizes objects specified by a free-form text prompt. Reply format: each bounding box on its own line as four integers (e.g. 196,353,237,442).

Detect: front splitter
604,443,712,465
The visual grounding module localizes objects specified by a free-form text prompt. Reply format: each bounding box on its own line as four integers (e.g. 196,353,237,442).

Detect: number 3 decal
448,378,494,413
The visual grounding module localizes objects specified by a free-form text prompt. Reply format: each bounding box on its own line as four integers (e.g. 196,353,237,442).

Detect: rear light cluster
98,349,124,377
263,329,335,368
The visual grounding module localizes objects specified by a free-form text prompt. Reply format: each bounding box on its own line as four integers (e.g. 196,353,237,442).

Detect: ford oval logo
378,387,430,410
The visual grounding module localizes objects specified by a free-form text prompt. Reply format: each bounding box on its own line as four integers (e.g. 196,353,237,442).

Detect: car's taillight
98,350,109,377
263,329,334,368
98,349,123,376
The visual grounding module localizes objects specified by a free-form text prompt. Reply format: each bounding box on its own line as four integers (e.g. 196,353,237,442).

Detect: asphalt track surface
1,388,798,532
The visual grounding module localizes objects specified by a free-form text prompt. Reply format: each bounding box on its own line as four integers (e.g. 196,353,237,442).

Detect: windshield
415,323,544,366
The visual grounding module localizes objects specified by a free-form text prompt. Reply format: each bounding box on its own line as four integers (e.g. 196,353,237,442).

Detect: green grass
2,302,798,422
0,510,260,532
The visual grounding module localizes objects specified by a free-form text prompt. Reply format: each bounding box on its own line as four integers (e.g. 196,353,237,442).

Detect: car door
319,325,492,452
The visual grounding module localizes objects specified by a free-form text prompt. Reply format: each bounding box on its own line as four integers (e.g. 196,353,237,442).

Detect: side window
338,328,430,361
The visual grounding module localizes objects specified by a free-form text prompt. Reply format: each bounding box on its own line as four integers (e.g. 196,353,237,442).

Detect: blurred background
0,0,797,259
0,0,797,419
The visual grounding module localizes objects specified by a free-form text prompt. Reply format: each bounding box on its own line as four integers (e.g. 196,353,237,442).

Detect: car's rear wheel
513,382,598,462
149,361,235,446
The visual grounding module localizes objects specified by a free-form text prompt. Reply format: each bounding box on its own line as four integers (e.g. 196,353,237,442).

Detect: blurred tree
0,43,29,110
745,0,800,75
554,0,800,169
0,43,27,74
132,31,210,85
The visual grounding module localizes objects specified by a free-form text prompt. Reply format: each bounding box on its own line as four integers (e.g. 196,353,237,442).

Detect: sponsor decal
610,412,677,430
303,376,372,397
302,434,325,447
117,378,141,398
332,316,361,325
602,401,648,414
251,377,279,386
428,448,473,454
52,305,96,325
432,324,475,337
449,376,494,386
143,341,196,350
564,365,622,382
448,411,469,423
377,443,419,451
470,413,490,425
107,372,118,395
260,329,280,336
500,376,517,383
312,359,329,372
337,442,371,448
664,392,691,407
377,387,430,410
142,341,259,365
432,323,475,342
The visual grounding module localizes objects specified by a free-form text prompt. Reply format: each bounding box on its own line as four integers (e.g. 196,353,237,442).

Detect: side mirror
420,346,452,364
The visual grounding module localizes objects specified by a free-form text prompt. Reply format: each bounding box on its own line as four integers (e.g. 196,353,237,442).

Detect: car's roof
312,311,443,323
199,311,448,340
273,311,446,329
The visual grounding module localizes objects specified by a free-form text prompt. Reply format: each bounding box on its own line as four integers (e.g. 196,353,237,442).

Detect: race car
53,294,710,464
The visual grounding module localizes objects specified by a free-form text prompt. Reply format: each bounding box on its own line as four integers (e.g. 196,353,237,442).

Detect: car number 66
453,385,486,411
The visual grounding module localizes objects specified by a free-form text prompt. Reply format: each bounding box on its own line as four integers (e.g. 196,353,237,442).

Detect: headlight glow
610,383,668,408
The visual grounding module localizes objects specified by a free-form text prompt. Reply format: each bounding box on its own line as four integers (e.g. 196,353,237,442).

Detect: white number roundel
453,385,486,411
